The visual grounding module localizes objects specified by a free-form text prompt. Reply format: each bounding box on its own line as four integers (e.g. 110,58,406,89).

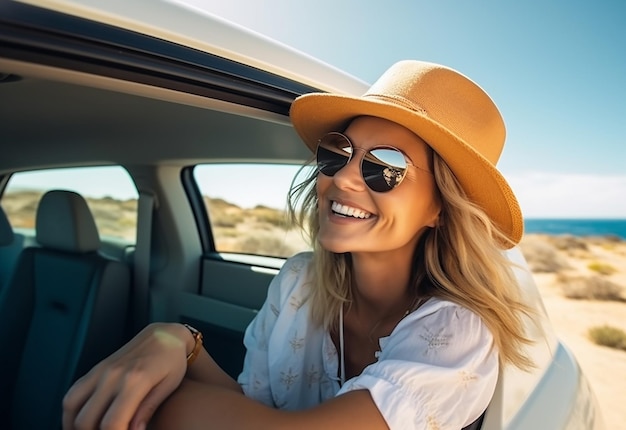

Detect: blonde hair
288,152,534,370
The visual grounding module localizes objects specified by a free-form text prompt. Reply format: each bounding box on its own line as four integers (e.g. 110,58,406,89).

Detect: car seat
0,204,12,246
0,205,18,293
0,190,131,430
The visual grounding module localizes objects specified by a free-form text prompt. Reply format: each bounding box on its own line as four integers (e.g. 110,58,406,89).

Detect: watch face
184,324,202,340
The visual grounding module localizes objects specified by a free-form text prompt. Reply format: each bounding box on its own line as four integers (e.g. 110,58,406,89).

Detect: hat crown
364,61,505,165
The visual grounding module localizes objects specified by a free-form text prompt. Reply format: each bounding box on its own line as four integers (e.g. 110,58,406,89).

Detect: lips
331,201,372,219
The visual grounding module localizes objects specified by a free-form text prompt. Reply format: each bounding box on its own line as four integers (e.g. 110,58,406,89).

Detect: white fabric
238,252,498,429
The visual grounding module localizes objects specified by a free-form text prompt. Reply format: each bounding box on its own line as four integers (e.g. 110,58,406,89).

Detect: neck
349,250,416,322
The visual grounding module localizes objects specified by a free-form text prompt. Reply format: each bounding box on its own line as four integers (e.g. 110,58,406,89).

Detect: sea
524,219,626,240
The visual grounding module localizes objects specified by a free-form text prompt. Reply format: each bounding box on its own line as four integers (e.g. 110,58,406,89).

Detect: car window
1,166,138,243
194,163,313,258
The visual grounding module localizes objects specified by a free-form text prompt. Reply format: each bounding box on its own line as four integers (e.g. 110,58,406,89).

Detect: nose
332,150,367,192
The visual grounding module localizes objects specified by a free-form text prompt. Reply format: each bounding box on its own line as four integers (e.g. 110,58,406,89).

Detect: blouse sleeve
336,300,498,430
237,252,312,407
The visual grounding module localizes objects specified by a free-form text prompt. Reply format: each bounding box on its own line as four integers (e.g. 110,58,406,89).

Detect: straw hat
290,60,523,247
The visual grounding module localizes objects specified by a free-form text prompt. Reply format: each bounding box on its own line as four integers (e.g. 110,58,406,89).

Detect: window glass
1,166,138,242
194,164,313,258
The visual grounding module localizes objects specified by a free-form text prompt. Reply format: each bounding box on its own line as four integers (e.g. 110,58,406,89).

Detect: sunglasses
316,132,431,192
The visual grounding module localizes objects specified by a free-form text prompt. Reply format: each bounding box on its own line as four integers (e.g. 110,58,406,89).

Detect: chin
317,234,355,254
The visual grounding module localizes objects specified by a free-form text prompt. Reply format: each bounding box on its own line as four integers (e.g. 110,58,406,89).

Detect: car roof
12,0,368,95
0,0,369,173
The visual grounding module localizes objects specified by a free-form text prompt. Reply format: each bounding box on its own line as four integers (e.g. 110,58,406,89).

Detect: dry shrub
547,234,593,258
210,212,245,228
548,234,589,251
237,234,298,258
519,235,570,273
587,235,624,246
249,205,290,228
86,197,138,240
588,325,626,351
205,197,240,211
205,197,245,227
213,226,238,238
1,190,42,228
559,274,624,301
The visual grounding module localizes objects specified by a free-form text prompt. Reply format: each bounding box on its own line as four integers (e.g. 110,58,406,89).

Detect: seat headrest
0,205,14,246
36,190,100,253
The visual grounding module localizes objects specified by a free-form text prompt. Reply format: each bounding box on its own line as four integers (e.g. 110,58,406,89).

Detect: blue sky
182,0,626,218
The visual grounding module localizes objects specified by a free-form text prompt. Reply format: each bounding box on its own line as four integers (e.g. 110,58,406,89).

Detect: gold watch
183,323,203,365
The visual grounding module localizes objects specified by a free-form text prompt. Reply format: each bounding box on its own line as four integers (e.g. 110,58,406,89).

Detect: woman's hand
62,322,192,430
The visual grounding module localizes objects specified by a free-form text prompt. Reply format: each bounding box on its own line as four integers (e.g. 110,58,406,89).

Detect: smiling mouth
331,201,372,219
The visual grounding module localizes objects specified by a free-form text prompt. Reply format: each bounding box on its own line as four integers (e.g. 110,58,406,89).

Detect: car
0,0,605,429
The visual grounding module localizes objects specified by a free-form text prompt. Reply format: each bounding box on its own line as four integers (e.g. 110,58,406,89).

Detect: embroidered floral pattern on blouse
458,369,478,388
280,368,299,390
270,303,280,317
426,415,441,430
289,295,304,310
420,399,442,430
289,331,305,353
306,365,321,388
288,260,304,274
419,327,452,355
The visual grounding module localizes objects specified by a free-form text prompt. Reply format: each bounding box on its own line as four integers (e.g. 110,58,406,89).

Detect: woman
63,60,533,430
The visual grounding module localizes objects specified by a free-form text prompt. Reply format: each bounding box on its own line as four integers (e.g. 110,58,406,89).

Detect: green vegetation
588,325,626,351
587,261,617,275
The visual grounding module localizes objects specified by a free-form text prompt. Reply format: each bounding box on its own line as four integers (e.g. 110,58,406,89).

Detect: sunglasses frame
315,131,432,193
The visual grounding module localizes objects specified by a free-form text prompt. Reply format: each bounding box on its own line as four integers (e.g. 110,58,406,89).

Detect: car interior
0,54,312,429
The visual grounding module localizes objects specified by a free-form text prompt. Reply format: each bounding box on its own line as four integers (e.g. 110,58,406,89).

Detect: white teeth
331,201,371,219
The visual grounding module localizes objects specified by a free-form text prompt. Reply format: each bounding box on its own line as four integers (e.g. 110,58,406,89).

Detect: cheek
393,177,440,221
316,173,332,198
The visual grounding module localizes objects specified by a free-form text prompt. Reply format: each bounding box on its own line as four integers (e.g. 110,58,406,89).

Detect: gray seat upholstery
0,206,20,294
0,209,38,296
0,190,131,430
0,205,13,246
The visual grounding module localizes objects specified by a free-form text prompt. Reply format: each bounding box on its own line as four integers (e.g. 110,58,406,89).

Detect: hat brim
290,92,523,248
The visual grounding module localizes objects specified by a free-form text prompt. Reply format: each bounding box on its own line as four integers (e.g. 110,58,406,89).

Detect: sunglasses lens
317,133,352,176
362,148,408,192
316,133,409,192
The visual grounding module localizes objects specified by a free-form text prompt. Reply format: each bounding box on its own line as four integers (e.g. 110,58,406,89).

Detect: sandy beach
520,234,626,429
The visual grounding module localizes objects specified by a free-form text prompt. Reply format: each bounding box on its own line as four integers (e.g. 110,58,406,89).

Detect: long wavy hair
287,147,534,370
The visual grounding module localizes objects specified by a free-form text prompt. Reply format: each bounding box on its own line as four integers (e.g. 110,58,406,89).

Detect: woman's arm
62,322,240,430
184,349,242,393
150,379,388,430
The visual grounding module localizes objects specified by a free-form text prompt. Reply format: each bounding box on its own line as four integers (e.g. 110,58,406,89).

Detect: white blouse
237,252,498,429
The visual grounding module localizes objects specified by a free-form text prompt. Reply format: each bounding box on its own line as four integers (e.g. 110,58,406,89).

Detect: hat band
364,93,428,116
